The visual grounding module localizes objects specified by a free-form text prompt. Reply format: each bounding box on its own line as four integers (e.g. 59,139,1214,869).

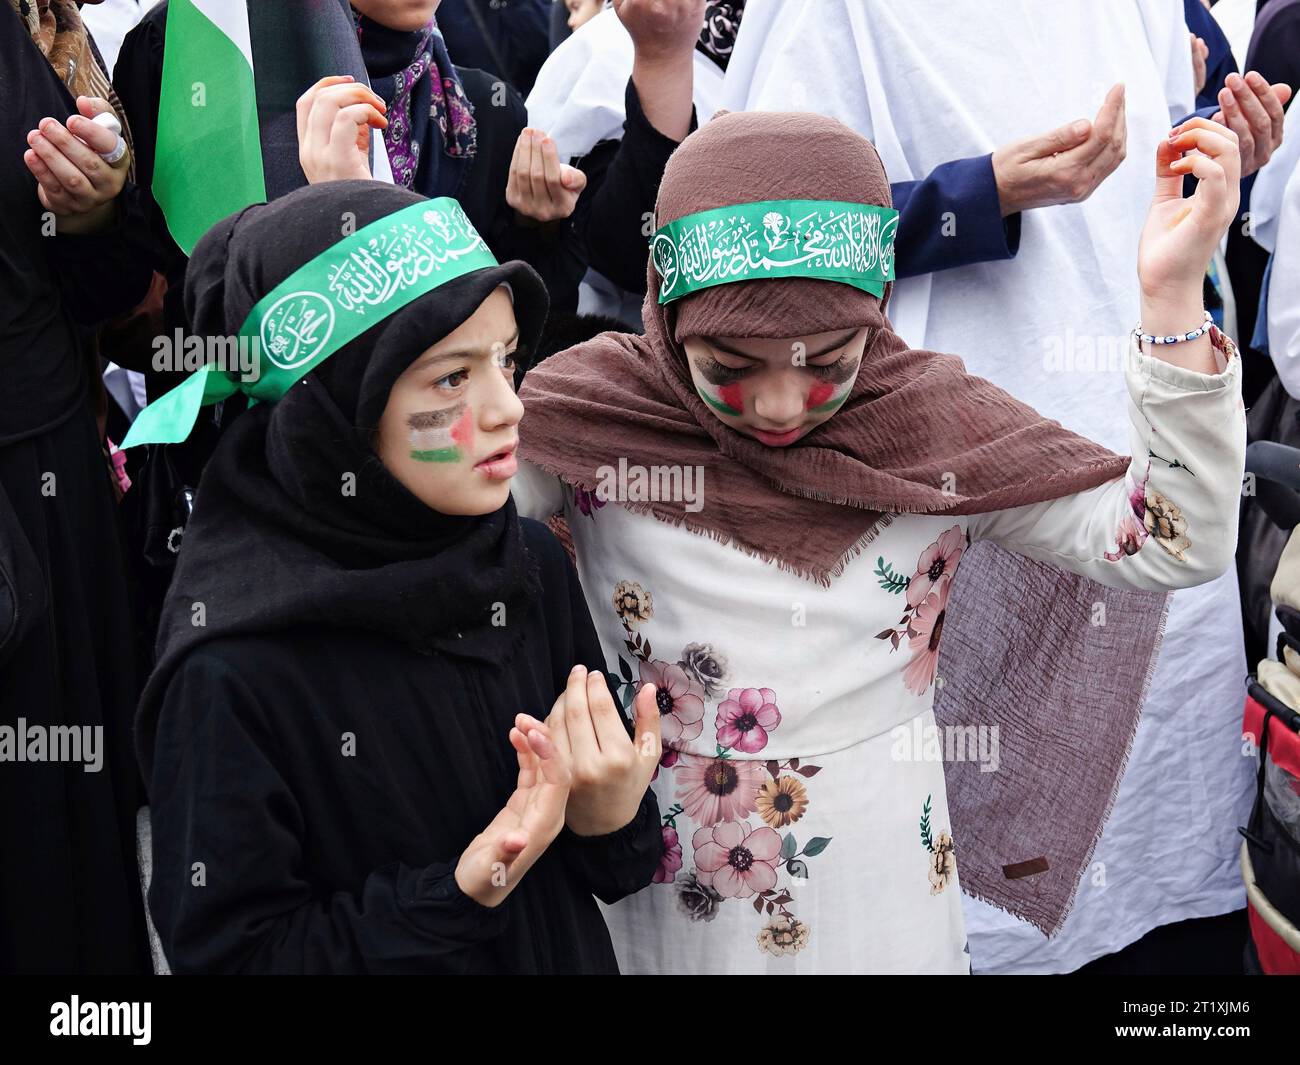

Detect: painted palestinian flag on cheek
805,379,852,414
408,405,474,463
697,381,745,417
805,356,860,414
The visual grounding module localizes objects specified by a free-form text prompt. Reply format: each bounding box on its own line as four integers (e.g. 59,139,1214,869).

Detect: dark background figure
1185,0,1293,406
1241,0,1300,373
1232,0,1300,670
1187,0,1237,111
1246,0,1300,90
435,0,552,97
1,0,153,975
549,0,573,48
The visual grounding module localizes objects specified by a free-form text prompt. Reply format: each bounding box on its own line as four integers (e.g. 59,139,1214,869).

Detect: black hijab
136,180,549,777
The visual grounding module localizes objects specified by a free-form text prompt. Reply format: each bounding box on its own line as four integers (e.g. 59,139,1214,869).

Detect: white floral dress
513,333,1245,973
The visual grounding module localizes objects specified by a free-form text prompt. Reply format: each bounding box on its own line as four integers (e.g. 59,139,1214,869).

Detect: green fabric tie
122,197,499,448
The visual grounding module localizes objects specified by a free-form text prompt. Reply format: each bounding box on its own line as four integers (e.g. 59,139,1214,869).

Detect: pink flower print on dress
902,580,950,696
651,745,680,783
1104,464,1152,562
1104,512,1149,561
655,825,684,884
692,821,782,898
574,485,606,518
675,753,764,825
716,687,782,753
638,659,706,744
907,524,965,607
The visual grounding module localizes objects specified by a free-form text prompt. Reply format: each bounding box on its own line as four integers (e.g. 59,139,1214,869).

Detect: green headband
121,198,499,448
652,198,898,304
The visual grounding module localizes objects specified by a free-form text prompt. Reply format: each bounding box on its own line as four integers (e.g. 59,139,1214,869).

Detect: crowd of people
2,0,1297,975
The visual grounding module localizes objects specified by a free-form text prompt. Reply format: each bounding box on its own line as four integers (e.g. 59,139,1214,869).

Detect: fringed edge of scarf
764,452,1131,521
528,457,907,587
523,444,1127,591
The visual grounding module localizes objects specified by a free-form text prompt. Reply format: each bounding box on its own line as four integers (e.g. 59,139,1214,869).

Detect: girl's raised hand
454,721,570,906
1137,118,1242,304
538,664,660,837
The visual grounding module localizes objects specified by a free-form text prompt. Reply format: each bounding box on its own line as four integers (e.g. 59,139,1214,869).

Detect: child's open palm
454,721,571,906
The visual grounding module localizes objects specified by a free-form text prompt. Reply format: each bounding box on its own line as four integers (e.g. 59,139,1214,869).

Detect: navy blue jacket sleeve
1184,0,1238,110
891,153,1022,280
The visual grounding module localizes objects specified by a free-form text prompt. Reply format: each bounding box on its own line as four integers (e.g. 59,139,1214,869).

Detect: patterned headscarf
596,0,746,70
12,0,134,177
356,12,476,194
696,0,745,70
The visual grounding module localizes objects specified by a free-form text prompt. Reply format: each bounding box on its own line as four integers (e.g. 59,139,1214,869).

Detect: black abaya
148,520,660,974
0,6,153,974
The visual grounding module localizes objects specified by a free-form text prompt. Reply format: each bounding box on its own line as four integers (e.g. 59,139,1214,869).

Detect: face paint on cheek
408,404,473,463
696,380,745,417
806,382,836,410
806,356,860,414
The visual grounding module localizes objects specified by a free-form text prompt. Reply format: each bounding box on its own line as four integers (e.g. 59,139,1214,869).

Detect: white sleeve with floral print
967,328,1245,593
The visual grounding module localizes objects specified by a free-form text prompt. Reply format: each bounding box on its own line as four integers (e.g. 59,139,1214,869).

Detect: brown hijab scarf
519,109,1170,936
520,110,1131,582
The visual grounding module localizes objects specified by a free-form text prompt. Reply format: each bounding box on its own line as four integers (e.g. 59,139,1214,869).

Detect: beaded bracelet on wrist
1133,310,1213,346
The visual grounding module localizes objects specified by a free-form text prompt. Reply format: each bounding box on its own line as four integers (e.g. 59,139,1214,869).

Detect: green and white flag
153,0,380,256
154,0,265,255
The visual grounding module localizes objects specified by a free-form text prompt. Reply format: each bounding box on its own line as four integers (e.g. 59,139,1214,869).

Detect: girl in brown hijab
512,108,1247,973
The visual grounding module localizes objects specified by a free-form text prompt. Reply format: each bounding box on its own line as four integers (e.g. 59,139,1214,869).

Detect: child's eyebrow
411,328,521,369
805,329,861,357
710,328,859,360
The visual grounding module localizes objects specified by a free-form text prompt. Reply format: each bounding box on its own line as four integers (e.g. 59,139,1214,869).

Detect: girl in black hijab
136,181,661,973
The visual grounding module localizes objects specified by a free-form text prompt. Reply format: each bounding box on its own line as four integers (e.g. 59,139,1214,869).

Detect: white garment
1264,110,1300,398
1211,0,1258,70
514,334,1244,973
1251,105,1300,255
576,267,645,331
103,363,147,422
523,5,724,162
524,7,723,330
81,0,158,77
717,0,1251,973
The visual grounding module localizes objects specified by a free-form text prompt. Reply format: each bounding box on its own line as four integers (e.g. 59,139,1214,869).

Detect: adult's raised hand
991,83,1127,216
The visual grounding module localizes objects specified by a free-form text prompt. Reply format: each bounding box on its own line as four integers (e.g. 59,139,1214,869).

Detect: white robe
523,6,726,327
1259,107,1300,398
1209,0,1258,69
523,5,725,163
719,0,1252,973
